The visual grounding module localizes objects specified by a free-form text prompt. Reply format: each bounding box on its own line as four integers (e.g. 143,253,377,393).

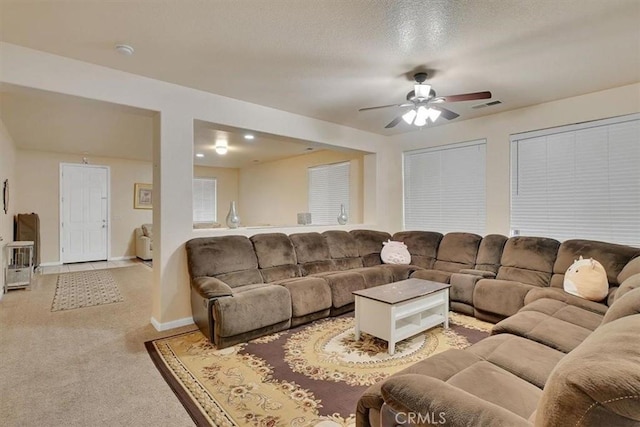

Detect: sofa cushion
536,314,640,427
496,236,560,287
323,229,364,270
524,287,608,315
616,273,640,301
251,233,297,268
435,232,482,269
431,232,482,276
259,265,301,283
602,287,640,325
492,310,593,353
323,230,359,258
391,231,442,269
474,279,537,318
411,269,453,284
618,256,640,284
350,229,391,266
351,266,394,288
213,284,291,337
278,277,332,318
474,234,508,273
289,232,331,263
468,334,565,389
186,236,260,279
551,239,640,288
322,271,366,308
519,298,603,331
446,361,541,419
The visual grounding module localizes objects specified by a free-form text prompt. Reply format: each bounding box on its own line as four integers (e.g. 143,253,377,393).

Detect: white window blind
308,162,350,225
403,140,486,234
511,114,640,246
193,177,217,223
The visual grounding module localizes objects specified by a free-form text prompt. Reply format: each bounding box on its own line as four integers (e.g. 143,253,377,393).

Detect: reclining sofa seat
186,235,292,349
525,239,640,313
409,232,483,284
492,263,640,353
471,236,561,322
449,234,508,315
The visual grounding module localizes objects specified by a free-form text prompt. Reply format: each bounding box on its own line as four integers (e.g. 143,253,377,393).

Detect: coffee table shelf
353,278,450,355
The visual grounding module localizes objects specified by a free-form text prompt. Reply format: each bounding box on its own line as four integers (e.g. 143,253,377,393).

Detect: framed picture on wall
134,183,152,209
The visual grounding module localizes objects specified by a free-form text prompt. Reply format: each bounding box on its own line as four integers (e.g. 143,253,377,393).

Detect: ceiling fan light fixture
414,84,431,99
214,140,228,155
402,109,417,125
414,106,429,126
427,107,442,122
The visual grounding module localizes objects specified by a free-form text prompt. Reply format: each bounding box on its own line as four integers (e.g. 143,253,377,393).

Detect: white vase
337,203,348,225
226,201,240,228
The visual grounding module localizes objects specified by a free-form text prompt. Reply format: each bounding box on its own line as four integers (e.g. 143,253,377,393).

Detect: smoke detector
115,44,135,56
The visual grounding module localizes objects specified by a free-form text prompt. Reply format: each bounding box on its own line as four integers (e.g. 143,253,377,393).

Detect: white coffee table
353,278,451,355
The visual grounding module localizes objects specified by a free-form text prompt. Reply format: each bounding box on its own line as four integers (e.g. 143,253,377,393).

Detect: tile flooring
39,258,146,275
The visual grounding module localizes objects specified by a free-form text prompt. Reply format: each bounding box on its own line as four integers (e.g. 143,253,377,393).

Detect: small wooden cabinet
3,241,34,293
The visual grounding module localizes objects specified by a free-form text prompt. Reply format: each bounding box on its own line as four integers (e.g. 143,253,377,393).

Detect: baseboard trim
151,316,195,332
108,256,136,261
40,261,62,267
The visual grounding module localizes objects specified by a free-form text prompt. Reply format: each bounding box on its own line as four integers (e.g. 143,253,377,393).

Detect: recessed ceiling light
195,153,204,158
244,134,255,140
115,44,135,56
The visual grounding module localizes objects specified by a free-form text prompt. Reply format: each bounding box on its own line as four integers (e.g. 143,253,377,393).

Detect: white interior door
60,164,109,263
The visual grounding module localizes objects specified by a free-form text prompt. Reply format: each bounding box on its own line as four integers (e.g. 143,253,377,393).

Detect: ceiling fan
359,72,492,129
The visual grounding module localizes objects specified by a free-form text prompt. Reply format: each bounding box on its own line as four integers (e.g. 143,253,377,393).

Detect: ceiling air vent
472,100,502,109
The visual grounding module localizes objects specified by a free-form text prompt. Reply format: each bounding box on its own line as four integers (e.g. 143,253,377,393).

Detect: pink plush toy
563,256,608,301
380,240,411,265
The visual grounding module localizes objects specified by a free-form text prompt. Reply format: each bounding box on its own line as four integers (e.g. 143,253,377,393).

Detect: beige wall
238,150,364,227
0,119,18,296
387,83,640,235
15,150,153,264
193,165,239,225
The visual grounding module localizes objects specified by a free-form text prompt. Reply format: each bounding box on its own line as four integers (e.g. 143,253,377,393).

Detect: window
403,140,486,234
510,114,640,246
308,162,350,225
193,177,217,223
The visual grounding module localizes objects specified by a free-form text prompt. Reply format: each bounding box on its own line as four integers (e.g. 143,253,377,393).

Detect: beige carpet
0,265,195,426
147,312,492,426
51,269,124,311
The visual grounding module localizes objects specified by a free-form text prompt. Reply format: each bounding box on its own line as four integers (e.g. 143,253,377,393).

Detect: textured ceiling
1,0,638,136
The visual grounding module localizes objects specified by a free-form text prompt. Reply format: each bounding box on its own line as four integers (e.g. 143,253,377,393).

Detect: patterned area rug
146,312,492,426
51,269,124,312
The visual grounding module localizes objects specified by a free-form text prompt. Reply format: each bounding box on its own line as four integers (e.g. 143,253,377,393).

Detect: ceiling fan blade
435,107,460,120
441,91,492,102
359,102,414,112
385,116,403,128
359,103,402,112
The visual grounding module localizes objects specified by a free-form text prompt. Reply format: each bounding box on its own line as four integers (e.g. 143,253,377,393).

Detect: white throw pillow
380,240,411,265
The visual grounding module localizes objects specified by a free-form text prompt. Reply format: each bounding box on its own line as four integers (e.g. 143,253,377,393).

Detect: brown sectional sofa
186,228,640,425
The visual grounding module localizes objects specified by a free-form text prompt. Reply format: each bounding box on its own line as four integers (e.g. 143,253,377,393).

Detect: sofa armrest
459,269,497,278
450,273,484,305
381,374,532,427
192,276,233,299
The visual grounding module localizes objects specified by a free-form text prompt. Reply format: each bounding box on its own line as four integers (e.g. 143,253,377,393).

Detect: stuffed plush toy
380,240,411,265
563,256,608,301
